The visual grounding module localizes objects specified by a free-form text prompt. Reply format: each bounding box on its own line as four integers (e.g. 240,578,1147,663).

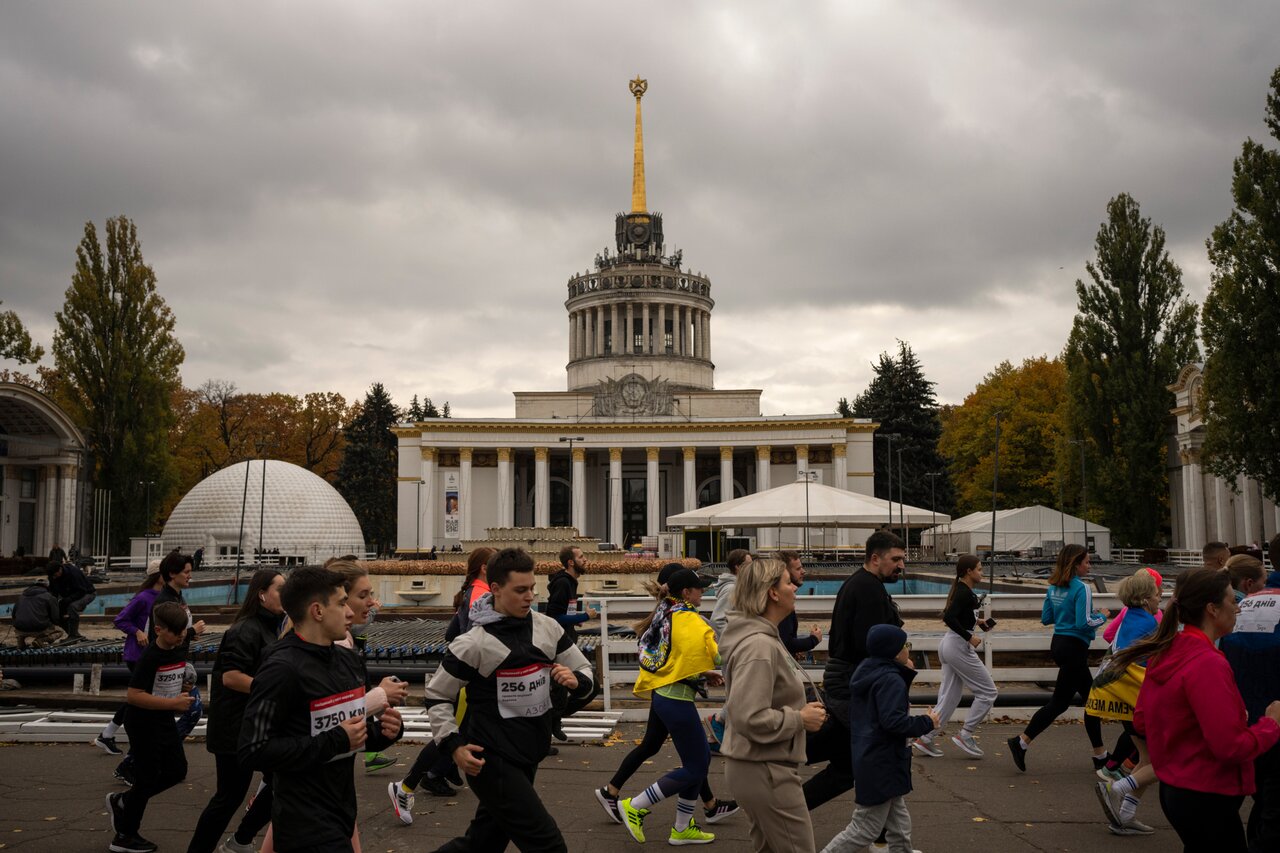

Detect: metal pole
886,435,893,527
235,458,250,604
990,412,1002,595
804,473,810,551
897,447,905,546
1079,441,1089,556
1059,478,1066,548
258,457,267,559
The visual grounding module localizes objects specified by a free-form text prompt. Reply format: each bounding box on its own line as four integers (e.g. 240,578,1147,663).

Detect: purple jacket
114,588,160,664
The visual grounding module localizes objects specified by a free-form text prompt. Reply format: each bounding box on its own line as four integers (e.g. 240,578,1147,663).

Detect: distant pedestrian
1008,544,1109,772
11,578,64,648
47,559,95,640
819,625,940,853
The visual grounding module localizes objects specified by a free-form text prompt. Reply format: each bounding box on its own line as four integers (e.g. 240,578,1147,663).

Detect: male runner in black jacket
240,567,402,853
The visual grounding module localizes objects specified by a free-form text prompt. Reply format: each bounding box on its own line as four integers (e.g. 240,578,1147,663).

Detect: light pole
256,441,269,561
1070,438,1088,555
875,433,901,530
990,411,1003,593
138,480,154,536
896,447,906,547
234,456,251,604
925,472,942,559
798,469,819,552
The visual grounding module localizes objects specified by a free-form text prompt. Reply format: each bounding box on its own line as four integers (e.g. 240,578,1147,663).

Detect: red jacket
1134,627,1280,795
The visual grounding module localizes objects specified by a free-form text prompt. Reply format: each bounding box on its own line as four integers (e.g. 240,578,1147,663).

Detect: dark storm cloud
1,1,1277,415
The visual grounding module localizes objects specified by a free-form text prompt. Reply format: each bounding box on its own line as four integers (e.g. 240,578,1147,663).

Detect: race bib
496,663,552,719
1237,591,1280,634
567,598,578,615
310,687,367,736
152,662,185,699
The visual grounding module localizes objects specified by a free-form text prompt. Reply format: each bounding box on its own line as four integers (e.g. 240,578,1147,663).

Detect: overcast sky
3,2,1278,418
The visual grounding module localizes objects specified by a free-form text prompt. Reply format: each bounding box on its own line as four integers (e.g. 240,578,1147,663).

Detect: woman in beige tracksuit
720,558,828,853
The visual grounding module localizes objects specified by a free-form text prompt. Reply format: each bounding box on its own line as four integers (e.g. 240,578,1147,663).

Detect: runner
424,547,595,852
618,568,720,846
187,569,285,853
1007,543,1109,772
594,562,738,828
239,566,403,853
913,554,997,758
105,602,195,853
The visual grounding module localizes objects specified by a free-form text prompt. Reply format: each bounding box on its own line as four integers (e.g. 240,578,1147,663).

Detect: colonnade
568,303,711,360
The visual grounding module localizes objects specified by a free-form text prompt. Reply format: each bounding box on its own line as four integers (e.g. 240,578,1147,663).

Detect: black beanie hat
866,624,908,660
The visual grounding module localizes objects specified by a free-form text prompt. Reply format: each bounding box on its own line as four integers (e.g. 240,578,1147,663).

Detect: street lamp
255,441,269,561
138,480,155,536
896,447,906,547
234,456,251,604
924,472,942,559
990,411,1003,593
798,469,819,552
874,433,902,530
1070,438,1088,555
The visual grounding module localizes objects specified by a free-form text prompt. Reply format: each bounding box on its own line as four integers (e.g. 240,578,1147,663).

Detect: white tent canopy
665,479,950,529
920,504,1111,560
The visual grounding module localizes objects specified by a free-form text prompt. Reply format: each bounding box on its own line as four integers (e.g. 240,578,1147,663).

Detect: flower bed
361,557,701,576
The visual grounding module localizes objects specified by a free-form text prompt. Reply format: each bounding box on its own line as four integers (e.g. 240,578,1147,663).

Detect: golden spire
629,76,648,214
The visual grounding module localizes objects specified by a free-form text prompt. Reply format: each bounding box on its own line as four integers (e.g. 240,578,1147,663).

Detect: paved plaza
0,720,1187,852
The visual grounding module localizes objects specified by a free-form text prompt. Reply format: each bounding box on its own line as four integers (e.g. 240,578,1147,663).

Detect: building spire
629,76,648,214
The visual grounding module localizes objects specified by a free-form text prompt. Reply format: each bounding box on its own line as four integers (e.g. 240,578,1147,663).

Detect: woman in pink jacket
1125,567,1280,852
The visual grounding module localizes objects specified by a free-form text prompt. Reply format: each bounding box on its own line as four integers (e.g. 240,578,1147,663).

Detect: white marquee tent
666,479,950,530
920,505,1110,560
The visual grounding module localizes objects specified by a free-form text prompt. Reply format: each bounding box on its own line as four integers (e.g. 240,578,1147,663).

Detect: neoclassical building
0,382,86,557
395,79,876,552
1168,363,1279,550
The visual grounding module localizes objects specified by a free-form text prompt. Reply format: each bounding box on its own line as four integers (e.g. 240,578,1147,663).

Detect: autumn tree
0,300,45,364
1202,66,1280,502
51,216,184,548
939,357,1068,516
336,383,399,554
1065,193,1199,546
840,341,951,524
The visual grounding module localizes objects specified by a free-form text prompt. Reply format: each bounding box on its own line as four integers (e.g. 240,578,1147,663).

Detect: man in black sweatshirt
239,567,402,853
803,530,906,810
426,547,595,853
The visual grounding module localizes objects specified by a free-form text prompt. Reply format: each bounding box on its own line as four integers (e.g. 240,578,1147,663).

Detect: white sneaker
387,781,414,826
951,732,984,757
911,737,944,758
218,837,256,853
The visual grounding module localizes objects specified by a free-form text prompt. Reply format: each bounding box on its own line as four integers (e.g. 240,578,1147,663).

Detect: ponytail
632,579,669,634
1107,567,1232,672
942,554,981,619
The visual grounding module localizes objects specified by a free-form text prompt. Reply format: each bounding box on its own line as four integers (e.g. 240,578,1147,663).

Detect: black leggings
404,740,456,789
608,701,714,803
186,753,273,853
435,754,566,853
119,737,187,837
1160,782,1246,852
1024,634,1103,748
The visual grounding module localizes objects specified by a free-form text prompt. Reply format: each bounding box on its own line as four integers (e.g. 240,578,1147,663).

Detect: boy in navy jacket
820,625,940,853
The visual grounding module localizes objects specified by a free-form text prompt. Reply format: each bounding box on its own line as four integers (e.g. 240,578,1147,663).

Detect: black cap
667,569,711,597
657,562,685,586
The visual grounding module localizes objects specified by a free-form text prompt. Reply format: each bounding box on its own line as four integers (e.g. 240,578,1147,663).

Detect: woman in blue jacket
1008,544,1109,772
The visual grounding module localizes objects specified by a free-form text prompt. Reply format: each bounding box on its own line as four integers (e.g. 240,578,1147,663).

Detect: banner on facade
444,473,460,538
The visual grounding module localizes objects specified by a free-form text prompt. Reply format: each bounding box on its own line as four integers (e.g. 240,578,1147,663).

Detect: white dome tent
920,505,1110,561
162,460,365,564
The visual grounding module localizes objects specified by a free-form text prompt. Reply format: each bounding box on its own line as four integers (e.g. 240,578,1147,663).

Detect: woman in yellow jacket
620,569,721,845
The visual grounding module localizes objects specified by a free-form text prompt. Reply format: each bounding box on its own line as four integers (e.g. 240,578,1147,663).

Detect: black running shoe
1007,736,1027,772
94,735,124,756
443,764,463,787
421,775,458,797
108,833,157,853
114,763,135,787
105,791,125,834
1092,753,1111,771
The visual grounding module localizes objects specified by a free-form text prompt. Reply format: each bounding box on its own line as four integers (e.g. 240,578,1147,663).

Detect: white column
61,472,77,549
682,447,697,512
646,447,660,537
595,306,605,356
626,303,635,353
756,446,774,548
534,447,549,528
1214,477,1229,543
609,448,623,546
703,307,711,361
497,448,513,528
569,313,577,360
420,449,436,549
720,447,734,503
833,443,849,547
611,303,620,354
43,466,57,553
571,448,586,534
642,303,651,354
1181,460,1194,549
694,311,704,359
658,303,667,354
1242,476,1257,545
1189,458,1206,549
459,448,474,540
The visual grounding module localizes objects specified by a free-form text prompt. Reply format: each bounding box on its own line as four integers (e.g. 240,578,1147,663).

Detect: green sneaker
620,797,649,843
669,819,715,845
364,752,396,773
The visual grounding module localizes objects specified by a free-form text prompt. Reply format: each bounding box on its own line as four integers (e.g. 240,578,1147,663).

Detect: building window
633,318,643,352
604,319,612,354
19,468,36,499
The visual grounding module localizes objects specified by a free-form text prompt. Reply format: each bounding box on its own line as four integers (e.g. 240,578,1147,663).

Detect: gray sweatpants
819,795,912,853
932,630,998,736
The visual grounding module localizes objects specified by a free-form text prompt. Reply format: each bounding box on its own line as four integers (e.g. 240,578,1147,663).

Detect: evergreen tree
406,394,424,421
0,299,44,364
842,342,952,531
441,401,451,418
51,216,184,548
1065,193,1199,546
336,383,400,554
1202,66,1280,502
422,397,440,418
